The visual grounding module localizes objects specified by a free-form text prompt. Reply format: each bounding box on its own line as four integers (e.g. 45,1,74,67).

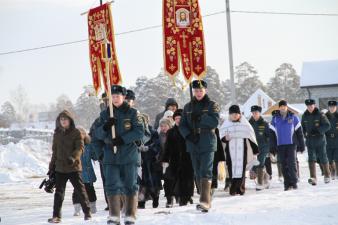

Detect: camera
39,171,56,193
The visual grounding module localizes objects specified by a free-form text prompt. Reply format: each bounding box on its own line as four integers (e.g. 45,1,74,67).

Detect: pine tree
204,66,226,106
234,62,265,104
0,101,16,128
266,63,306,103
56,95,76,116
75,86,100,129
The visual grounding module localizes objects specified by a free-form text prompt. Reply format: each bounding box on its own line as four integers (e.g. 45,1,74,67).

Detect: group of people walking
46,79,338,224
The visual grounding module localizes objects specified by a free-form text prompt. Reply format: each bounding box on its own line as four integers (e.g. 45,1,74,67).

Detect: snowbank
0,139,51,183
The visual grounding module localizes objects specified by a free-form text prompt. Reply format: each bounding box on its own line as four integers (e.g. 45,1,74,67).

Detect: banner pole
100,0,117,154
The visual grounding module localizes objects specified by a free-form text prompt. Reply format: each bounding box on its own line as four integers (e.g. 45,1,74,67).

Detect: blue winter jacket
269,111,305,151
81,144,97,184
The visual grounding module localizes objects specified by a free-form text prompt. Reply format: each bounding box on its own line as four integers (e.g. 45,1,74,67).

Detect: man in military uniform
179,80,220,212
249,105,270,190
301,99,331,185
125,90,136,108
325,100,338,180
92,85,144,225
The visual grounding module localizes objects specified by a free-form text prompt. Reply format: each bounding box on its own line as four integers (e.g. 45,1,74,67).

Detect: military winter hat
173,109,183,119
251,105,262,112
279,100,287,107
101,93,107,99
328,100,337,107
111,85,127,96
305,99,315,106
229,105,241,114
126,90,136,100
192,80,207,89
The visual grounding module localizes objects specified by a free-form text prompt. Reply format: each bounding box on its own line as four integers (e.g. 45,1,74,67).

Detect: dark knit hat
229,105,241,114
251,105,262,113
279,100,287,107
173,109,183,119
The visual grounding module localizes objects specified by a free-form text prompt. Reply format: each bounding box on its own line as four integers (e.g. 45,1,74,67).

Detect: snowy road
1,155,338,225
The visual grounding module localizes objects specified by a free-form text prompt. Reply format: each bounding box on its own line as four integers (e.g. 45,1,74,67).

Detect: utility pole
225,0,236,103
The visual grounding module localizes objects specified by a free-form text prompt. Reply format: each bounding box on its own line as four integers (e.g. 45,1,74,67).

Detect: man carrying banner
179,80,220,212
93,85,143,225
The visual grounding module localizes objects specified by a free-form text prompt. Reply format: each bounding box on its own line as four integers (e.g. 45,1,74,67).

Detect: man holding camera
48,110,91,223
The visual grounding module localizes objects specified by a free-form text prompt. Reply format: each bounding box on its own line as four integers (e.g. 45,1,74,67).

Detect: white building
300,59,338,109
242,88,275,118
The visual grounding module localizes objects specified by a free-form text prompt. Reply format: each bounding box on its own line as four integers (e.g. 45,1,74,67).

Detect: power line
1,10,338,56
231,10,338,17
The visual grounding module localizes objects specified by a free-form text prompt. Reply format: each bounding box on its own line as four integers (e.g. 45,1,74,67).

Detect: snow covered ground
0,141,338,225
0,139,51,183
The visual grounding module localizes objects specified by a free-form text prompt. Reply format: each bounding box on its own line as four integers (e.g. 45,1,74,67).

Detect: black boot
138,201,145,209
152,196,159,208
165,196,174,208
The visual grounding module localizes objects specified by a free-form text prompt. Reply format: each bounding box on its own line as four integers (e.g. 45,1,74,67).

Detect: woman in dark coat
162,109,194,206
137,114,163,209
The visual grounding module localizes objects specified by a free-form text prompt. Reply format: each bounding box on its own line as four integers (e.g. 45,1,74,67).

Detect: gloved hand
111,136,124,147
103,118,117,131
67,157,75,166
191,112,201,122
139,145,149,152
186,133,200,144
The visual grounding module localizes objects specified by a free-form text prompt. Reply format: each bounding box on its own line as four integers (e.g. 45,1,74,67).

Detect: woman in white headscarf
219,105,259,196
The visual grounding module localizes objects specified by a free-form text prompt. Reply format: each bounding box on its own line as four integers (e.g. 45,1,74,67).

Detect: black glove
191,112,201,122
310,128,320,136
112,136,124,147
103,118,117,131
186,133,200,144
67,157,75,166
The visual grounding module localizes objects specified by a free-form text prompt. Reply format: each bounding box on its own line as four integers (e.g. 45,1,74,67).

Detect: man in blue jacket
270,100,305,191
92,85,144,225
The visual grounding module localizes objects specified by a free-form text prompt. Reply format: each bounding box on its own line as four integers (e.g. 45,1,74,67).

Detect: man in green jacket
179,80,220,213
301,99,331,185
93,85,144,225
325,100,338,180
249,105,270,190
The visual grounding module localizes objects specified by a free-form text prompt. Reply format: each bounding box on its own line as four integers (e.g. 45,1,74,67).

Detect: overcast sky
0,0,337,106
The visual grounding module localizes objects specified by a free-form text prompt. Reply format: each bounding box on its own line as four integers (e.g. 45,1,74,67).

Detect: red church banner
163,0,206,83
88,3,121,94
